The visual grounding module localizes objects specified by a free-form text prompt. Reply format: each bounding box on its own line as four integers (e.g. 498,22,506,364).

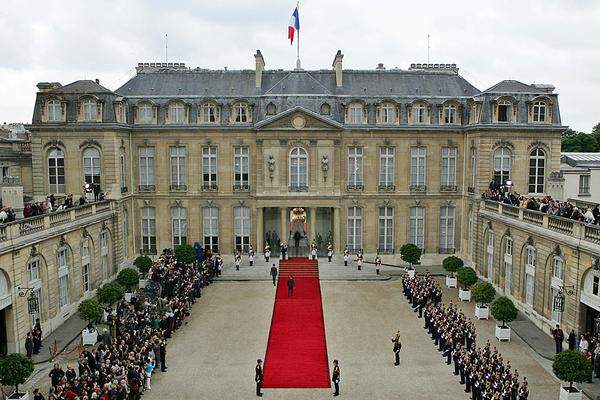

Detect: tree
97,282,124,305
117,268,140,291
471,282,496,306
134,255,152,275
400,244,421,268
174,243,196,265
490,296,518,328
442,256,464,277
78,299,103,327
553,350,592,390
0,353,34,395
456,267,477,290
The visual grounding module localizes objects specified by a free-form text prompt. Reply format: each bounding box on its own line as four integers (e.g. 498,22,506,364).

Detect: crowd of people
483,181,599,225
403,273,529,400
43,248,216,400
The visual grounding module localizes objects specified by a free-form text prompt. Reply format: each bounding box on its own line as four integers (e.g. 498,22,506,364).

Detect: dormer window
82,99,97,122
233,102,249,123
497,100,511,122
115,102,127,123
532,101,547,123
47,100,62,122
169,102,185,124
347,103,364,124
266,102,277,116
200,102,219,123
377,102,397,124
443,104,457,124
137,103,153,124
413,104,425,124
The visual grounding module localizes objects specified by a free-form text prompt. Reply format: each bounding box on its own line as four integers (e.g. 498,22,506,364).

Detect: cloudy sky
1,0,599,131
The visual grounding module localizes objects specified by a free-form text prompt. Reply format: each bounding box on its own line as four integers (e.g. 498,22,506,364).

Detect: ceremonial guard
255,359,263,397
248,245,255,266
235,252,241,271
310,242,318,260
356,251,363,271
264,244,271,263
343,247,349,266
332,360,341,396
374,253,382,275
327,242,334,262
392,330,402,366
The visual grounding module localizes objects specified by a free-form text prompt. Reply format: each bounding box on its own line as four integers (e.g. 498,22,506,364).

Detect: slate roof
482,80,539,94
561,153,600,168
50,80,114,95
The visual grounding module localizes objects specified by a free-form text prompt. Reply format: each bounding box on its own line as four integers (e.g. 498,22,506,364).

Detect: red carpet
262,258,330,388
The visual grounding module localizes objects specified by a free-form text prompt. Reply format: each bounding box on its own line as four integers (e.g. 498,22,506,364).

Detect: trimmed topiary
174,243,196,265
133,255,152,275
553,349,592,391
117,268,140,291
442,256,464,277
78,298,103,326
471,281,496,306
97,282,124,305
399,243,421,268
456,267,477,290
490,296,518,328
0,353,34,395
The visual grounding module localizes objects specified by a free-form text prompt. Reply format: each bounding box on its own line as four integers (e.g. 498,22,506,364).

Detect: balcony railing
138,185,156,192
202,182,218,191
289,185,308,192
481,199,600,246
440,185,457,192
1,177,21,185
0,200,114,243
409,184,427,192
378,184,396,192
347,184,364,191
169,184,188,192
233,183,250,191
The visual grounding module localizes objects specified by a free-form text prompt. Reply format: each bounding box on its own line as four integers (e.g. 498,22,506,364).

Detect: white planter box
495,325,511,342
559,386,582,400
139,278,147,289
459,289,471,302
124,292,133,302
8,392,29,400
445,276,457,288
82,328,97,346
475,304,489,320
407,269,415,279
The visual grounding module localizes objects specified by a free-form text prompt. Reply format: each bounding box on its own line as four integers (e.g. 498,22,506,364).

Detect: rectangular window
202,103,217,123
439,206,455,252
378,207,394,252
139,147,155,188
441,147,457,188
504,238,513,293
525,247,536,306
58,275,69,309
467,211,474,258
121,209,128,259
119,147,126,191
347,207,362,252
82,242,90,292
348,147,363,187
234,206,250,253
579,175,590,195
409,207,425,250
31,287,42,326
525,274,534,306
554,257,564,281
551,287,561,323
379,147,395,187
410,147,426,187
234,146,249,188
443,106,456,124
470,147,477,189
170,146,187,188
348,104,363,124
486,231,494,280
379,104,395,124
48,152,65,194
101,231,109,281
498,103,510,122
413,106,425,124
28,259,40,282
141,207,156,254
170,105,185,124
83,101,97,121
593,276,600,296
172,207,188,247
202,146,218,188
203,207,219,253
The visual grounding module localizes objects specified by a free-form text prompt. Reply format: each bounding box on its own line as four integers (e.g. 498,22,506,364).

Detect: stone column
280,207,288,244
256,207,264,252
309,207,317,243
333,207,341,252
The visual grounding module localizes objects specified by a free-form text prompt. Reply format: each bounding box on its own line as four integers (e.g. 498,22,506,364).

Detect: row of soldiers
403,273,529,400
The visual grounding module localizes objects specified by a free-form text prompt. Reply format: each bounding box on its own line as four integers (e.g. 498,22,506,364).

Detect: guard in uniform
374,254,382,275
392,331,402,366
255,359,263,397
356,253,363,271
235,253,241,271
249,245,255,266
327,242,334,262
264,244,271,263
332,359,341,396
343,247,349,266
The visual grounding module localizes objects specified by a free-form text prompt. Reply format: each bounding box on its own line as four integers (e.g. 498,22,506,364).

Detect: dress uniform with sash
343,247,349,266
248,245,255,266
264,245,271,262
327,242,333,262
374,255,382,275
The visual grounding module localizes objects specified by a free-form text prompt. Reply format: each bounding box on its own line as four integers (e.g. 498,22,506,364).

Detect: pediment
255,106,342,131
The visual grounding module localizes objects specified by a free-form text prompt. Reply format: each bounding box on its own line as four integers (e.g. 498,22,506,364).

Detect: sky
1,0,599,132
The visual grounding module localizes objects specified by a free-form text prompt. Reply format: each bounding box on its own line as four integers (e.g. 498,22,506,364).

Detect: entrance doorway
583,304,600,335
0,308,7,355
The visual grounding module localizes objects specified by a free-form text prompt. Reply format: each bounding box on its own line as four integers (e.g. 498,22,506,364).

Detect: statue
267,155,276,181
321,154,329,181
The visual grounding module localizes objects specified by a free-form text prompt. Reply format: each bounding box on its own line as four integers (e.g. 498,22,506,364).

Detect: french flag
288,6,300,44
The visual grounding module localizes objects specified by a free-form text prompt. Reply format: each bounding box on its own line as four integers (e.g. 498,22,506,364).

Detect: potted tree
491,296,518,341
134,255,152,288
456,267,477,301
443,256,463,288
400,243,421,279
117,268,140,302
174,243,196,265
78,298,102,346
97,282,124,322
0,353,34,399
553,350,591,400
471,281,496,320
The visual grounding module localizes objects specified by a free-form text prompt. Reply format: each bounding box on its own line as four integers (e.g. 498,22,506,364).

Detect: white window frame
493,147,511,186
467,210,474,258
234,146,249,187
504,237,513,293
347,207,362,252
441,147,457,187
101,230,110,281
579,174,590,195
138,104,153,124
82,240,90,292
528,148,545,194
532,101,547,123
443,104,457,124
121,208,128,259
139,147,155,187
201,103,218,123
234,206,250,253
234,103,249,123
409,207,425,250
486,230,494,280
57,247,69,309
83,147,101,185
28,258,42,325
170,146,187,187
347,147,363,187
289,147,308,189
378,207,394,252
48,148,65,194
525,245,536,307
497,100,512,123
171,207,188,247
410,147,426,187
203,207,219,253
82,99,97,122
413,104,425,124
47,100,62,122
141,207,156,254
439,206,455,252
348,103,364,124
169,103,185,124
470,147,477,189
379,147,395,187
119,147,126,190
202,146,218,187
379,103,396,124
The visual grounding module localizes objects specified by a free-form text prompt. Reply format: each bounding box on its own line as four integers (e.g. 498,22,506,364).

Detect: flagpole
296,1,301,69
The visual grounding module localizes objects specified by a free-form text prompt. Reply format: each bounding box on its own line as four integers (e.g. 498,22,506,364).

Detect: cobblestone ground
142,279,559,400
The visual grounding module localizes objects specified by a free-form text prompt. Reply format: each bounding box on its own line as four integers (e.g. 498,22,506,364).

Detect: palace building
0,49,595,353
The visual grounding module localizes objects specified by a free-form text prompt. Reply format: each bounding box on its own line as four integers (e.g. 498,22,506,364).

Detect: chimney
36,82,62,92
95,78,100,85
376,63,385,70
332,50,344,87
254,50,265,89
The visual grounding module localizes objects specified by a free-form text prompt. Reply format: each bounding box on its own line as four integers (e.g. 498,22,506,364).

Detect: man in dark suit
255,359,263,397
287,275,295,297
551,325,564,354
270,264,278,286
332,359,340,396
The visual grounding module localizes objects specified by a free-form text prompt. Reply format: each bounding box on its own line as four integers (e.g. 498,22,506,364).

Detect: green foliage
491,296,518,327
456,267,477,289
134,255,152,274
97,282,124,305
553,350,592,389
78,298,103,323
442,256,464,275
399,243,421,267
560,124,600,152
117,268,140,291
174,243,196,264
471,282,496,305
0,353,34,394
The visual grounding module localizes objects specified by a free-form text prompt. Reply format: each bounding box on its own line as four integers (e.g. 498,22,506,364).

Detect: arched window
493,147,511,186
169,102,185,124
503,236,513,293
289,147,308,190
233,102,249,123
524,245,536,306
137,103,153,124
82,99,97,122
497,100,512,122
47,100,62,122
266,102,277,116
532,101,547,123
48,148,65,194
57,246,70,309
486,230,494,280
528,148,545,194
83,148,101,185
347,103,364,124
